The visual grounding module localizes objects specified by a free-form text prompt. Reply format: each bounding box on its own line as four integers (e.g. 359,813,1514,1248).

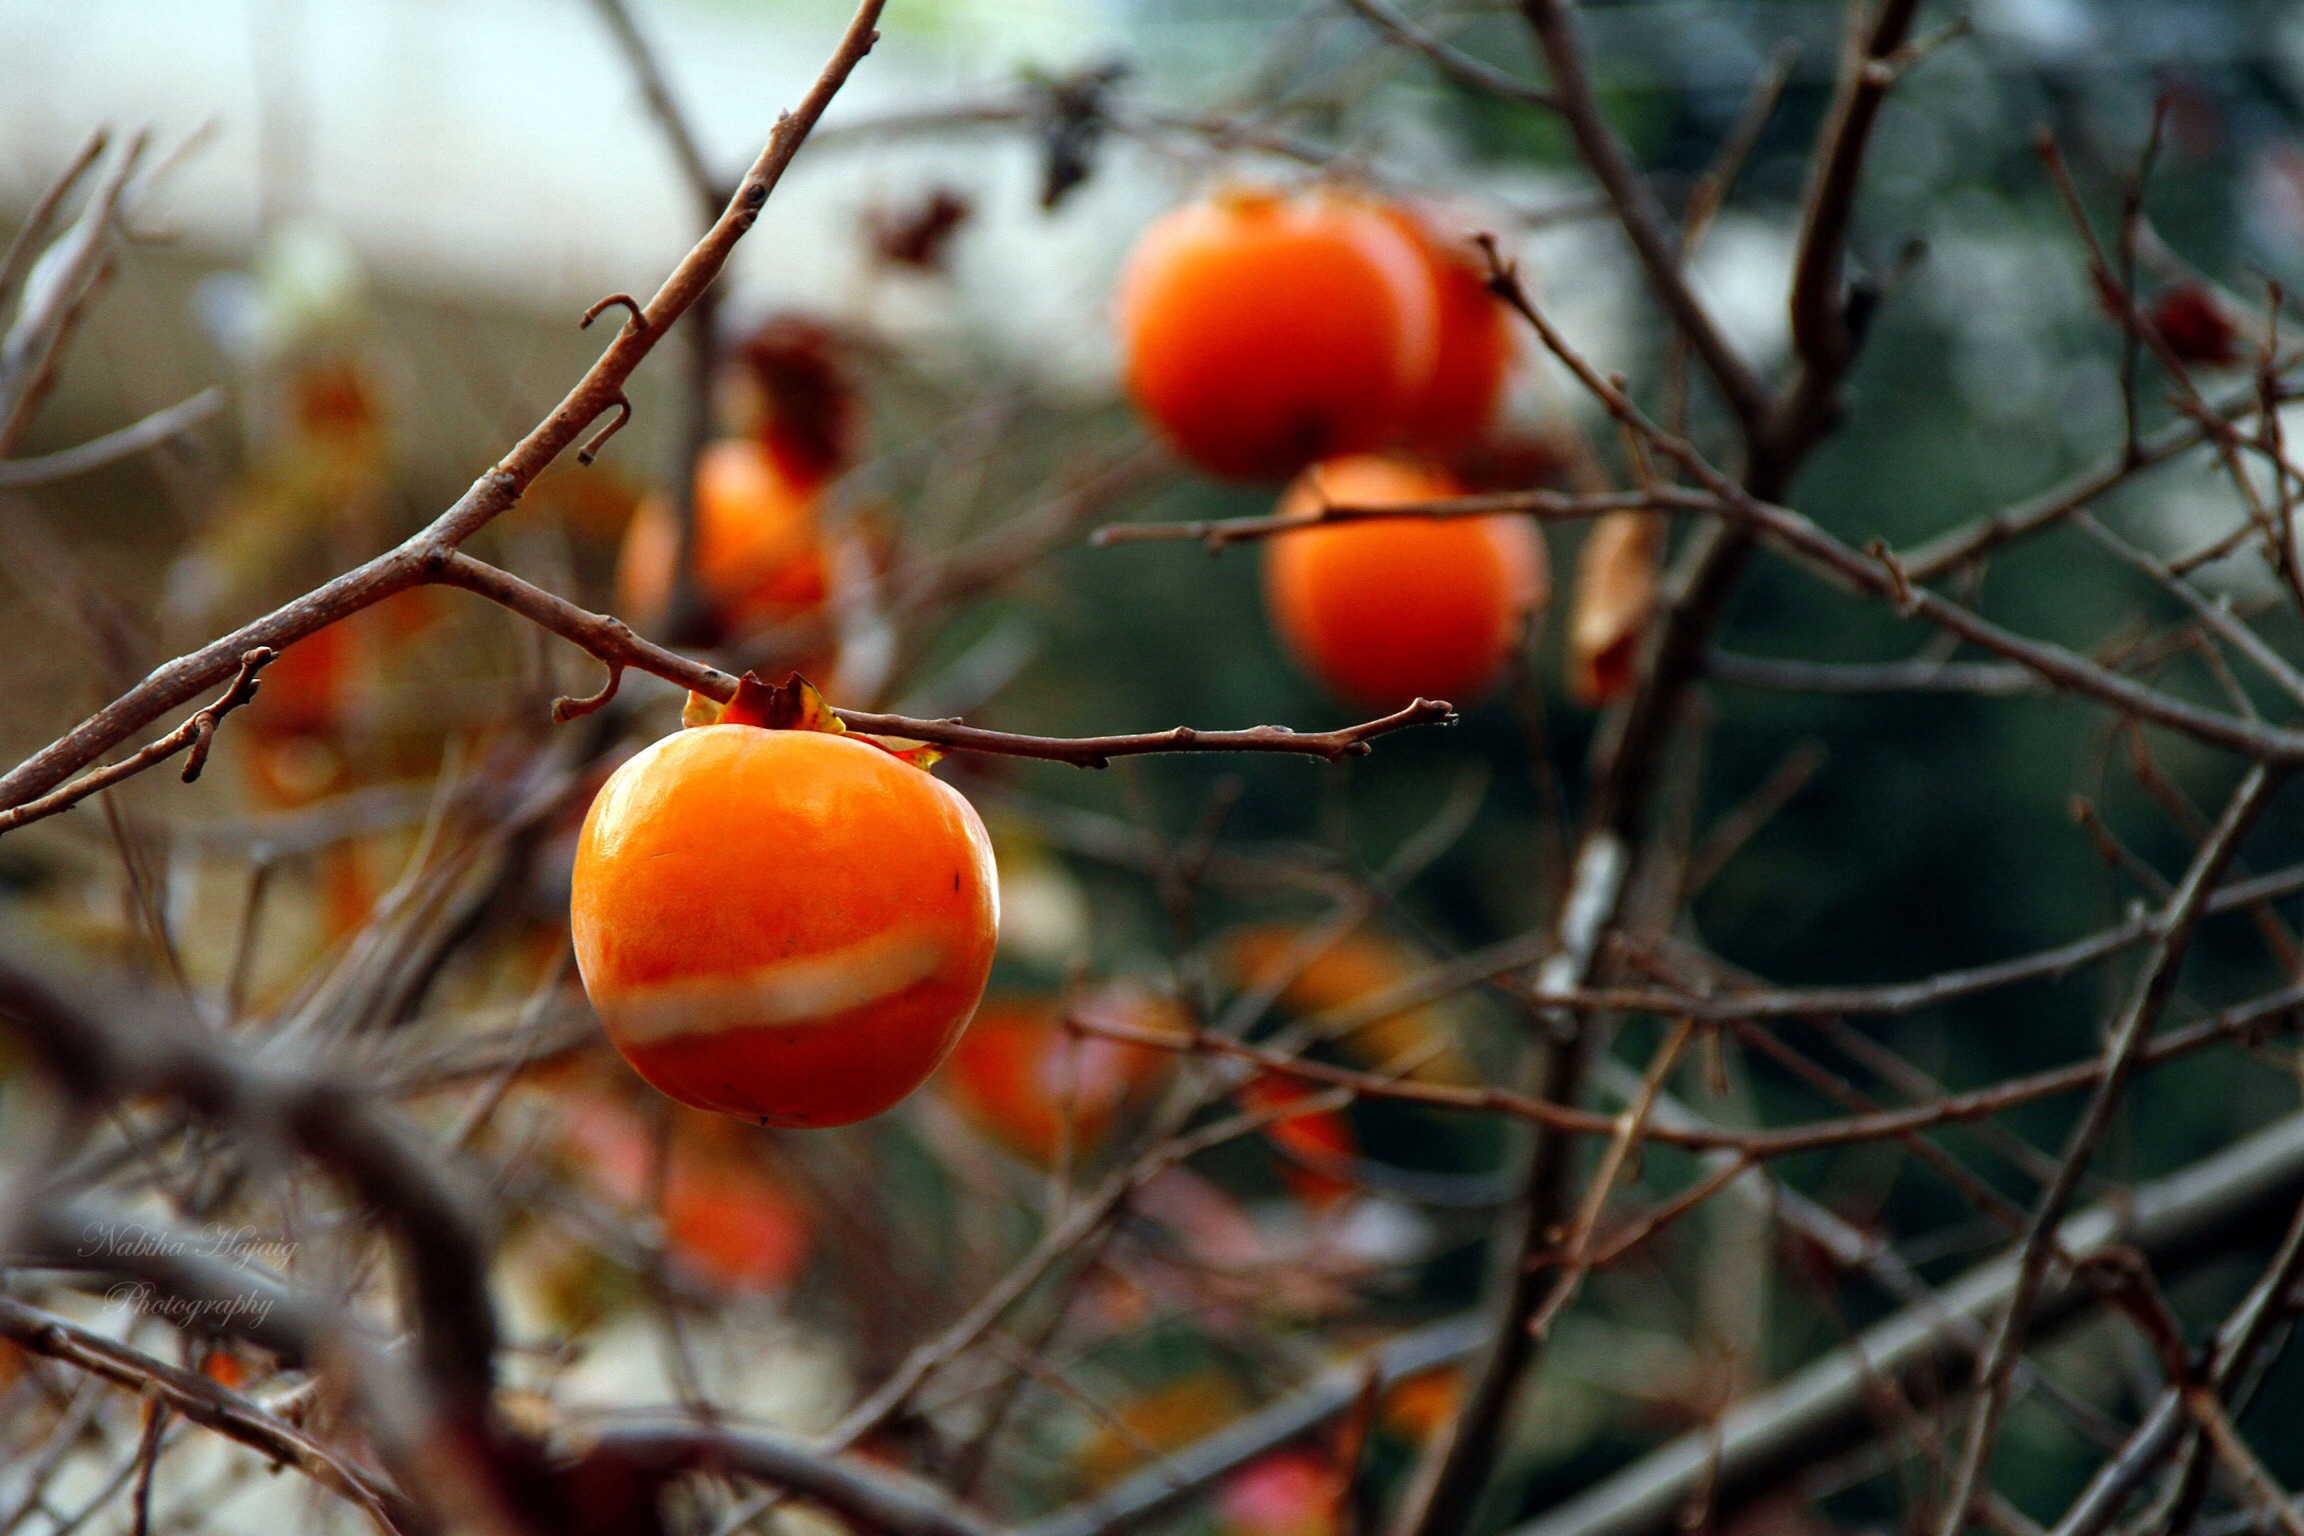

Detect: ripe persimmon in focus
1263,454,1548,710
1118,189,1438,481
615,439,829,639
570,710,998,1128
940,988,1177,1163
1382,204,1512,452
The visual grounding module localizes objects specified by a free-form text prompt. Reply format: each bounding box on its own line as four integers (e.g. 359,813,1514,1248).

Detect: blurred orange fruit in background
559,1093,811,1293
940,986,1179,1163
1221,923,1471,1083
1118,189,1439,481
1381,203,1513,453
1262,454,1548,711
614,439,830,640
1234,1072,1359,1210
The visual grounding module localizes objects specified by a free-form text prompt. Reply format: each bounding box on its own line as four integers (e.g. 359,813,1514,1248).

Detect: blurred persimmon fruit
570,718,999,1127
1235,1072,1360,1209
559,1093,811,1293
1218,1448,1344,1536
1262,454,1548,710
939,987,1179,1163
1222,923,1471,1083
1380,202,1514,453
615,439,830,640
1118,189,1511,480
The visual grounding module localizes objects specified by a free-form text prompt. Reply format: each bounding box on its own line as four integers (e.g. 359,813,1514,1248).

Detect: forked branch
0,0,892,814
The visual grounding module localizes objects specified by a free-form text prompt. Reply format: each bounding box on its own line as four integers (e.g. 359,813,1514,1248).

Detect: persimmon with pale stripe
570,704,999,1128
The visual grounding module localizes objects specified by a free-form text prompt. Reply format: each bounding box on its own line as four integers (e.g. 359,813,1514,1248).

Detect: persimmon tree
2,2,2304,1536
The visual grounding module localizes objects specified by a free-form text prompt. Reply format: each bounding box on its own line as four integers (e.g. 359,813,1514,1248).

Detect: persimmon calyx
722,672,845,731
685,672,943,769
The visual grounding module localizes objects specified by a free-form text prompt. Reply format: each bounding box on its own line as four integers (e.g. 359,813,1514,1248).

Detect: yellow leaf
1568,511,1665,707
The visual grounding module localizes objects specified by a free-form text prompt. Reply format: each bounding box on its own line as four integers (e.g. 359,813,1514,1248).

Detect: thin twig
0,0,891,813
1502,1111,2304,1536
0,647,275,836
1514,0,1772,448
432,552,1455,765
0,387,222,488
1092,487,1715,550
1336,0,1557,110
1933,767,2282,1536
0,1297,409,1534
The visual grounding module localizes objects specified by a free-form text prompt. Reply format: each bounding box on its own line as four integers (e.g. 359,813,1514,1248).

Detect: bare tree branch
1934,766,2281,1536
0,0,891,813
0,388,223,488
1503,1111,2304,1536
1513,0,1773,448
0,1294,412,1536
1769,0,1929,470
1091,487,1715,550
585,1421,1002,1536
432,553,1456,766
1336,0,1558,111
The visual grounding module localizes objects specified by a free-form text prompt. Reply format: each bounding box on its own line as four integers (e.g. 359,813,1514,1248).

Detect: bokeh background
7,1,2304,1532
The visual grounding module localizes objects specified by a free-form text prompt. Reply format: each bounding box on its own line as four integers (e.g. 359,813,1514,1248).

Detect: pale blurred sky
0,1,1123,308
0,0,1727,435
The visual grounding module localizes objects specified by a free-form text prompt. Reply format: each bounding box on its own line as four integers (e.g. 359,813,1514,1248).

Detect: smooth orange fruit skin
1262,455,1549,711
1118,190,1439,481
571,726,999,1127
1382,204,1512,452
615,440,829,636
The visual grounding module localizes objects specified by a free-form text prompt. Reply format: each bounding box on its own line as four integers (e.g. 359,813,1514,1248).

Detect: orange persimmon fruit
1382,203,1512,453
615,439,829,639
1118,188,1439,481
1262,454,1548,710
570,711,998,1128
1235,1072,1358,1209
940,987,1177,1163
558,1094,812,1292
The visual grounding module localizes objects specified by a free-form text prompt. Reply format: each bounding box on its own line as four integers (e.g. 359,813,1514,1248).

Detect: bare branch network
2,3,2304,1536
